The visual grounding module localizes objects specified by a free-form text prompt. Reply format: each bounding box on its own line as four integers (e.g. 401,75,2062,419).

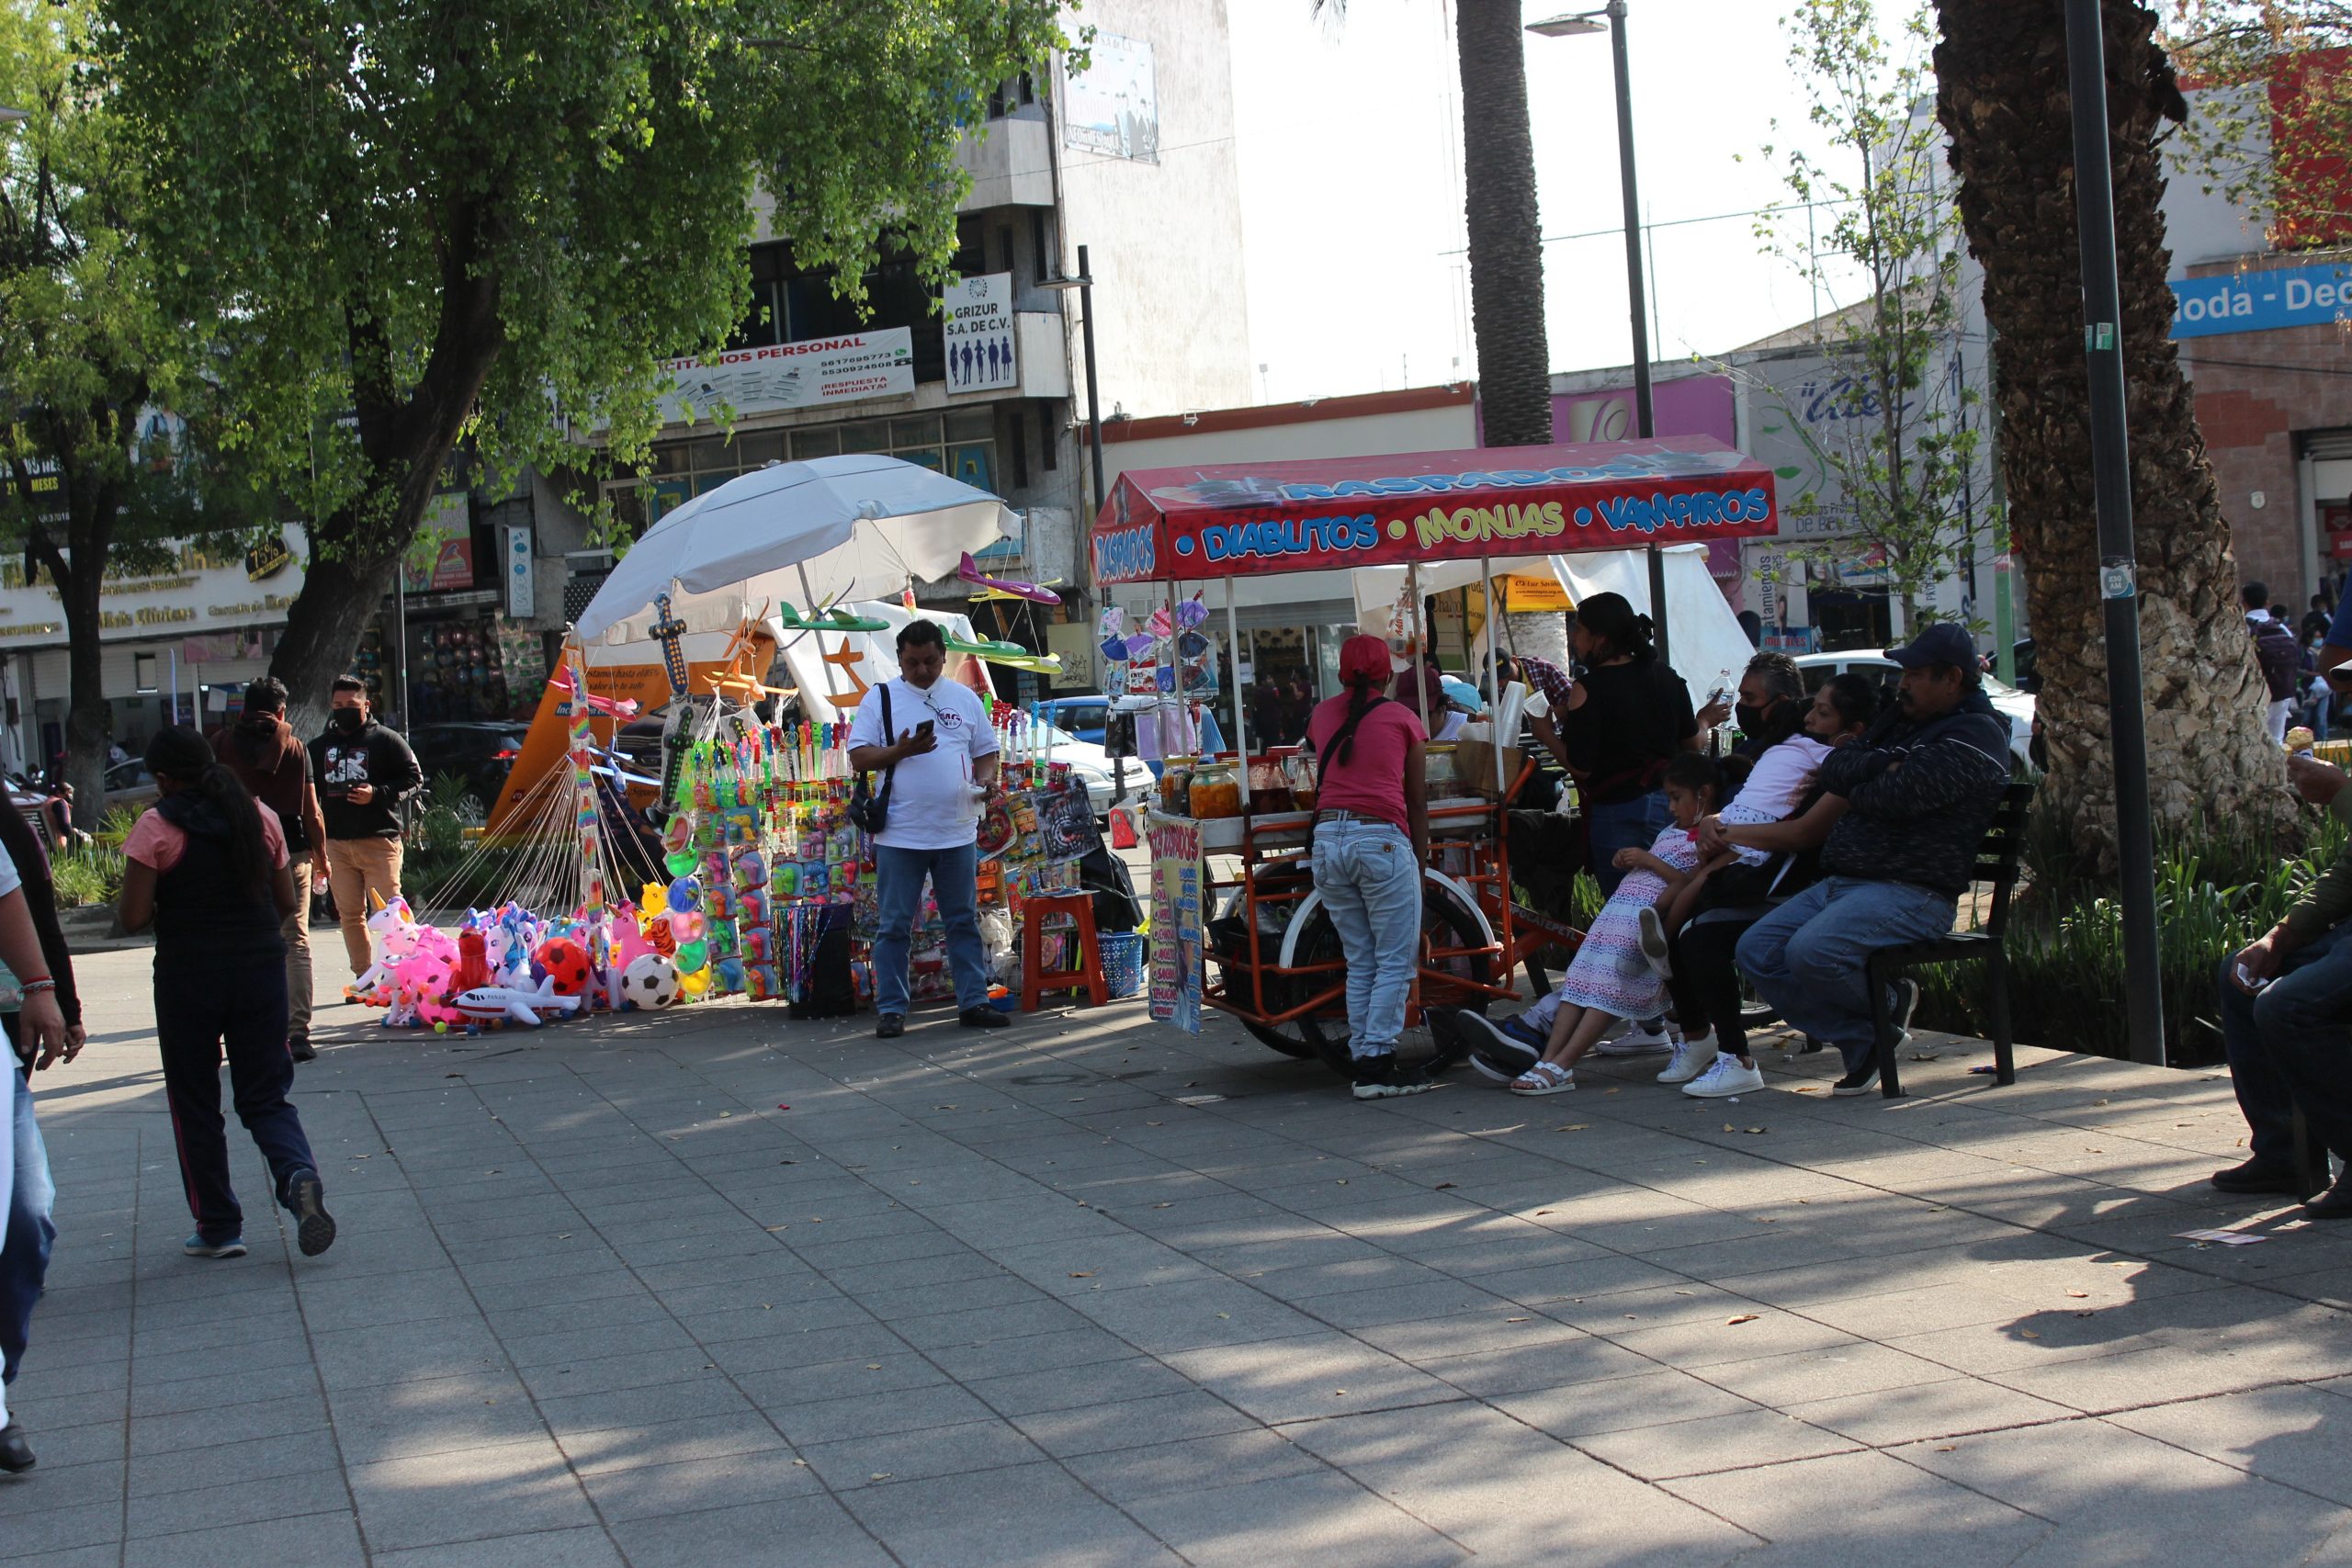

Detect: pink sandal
1509,1061,1576,1096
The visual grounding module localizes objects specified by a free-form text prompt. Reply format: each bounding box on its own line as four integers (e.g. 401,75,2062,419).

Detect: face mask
1735,701,1772,733
332,708,365,735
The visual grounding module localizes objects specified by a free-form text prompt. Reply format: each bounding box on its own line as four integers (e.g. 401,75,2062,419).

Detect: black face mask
1735,700,1774,734
332,708,366,736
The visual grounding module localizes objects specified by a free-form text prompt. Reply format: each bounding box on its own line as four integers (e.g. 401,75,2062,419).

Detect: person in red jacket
210,679,329,1062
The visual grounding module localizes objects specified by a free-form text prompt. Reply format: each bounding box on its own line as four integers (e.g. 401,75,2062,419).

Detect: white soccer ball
620,953,682,1010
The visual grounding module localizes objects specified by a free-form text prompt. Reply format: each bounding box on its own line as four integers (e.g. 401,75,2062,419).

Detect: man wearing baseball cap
1728,622,2013,1094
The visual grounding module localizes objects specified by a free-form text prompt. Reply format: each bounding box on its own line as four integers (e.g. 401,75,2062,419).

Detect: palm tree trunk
1934,0,2291,863
1457,0,1553,449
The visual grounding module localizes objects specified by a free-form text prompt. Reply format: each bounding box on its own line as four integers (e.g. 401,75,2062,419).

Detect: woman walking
119,728,334,1261
0,816,76,1474
1306,636,1439,1100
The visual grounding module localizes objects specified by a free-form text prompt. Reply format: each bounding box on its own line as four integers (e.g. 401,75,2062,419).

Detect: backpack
2253,619,2300,701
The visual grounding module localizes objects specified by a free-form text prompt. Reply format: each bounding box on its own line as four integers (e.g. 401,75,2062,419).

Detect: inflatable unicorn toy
347,894,421,1005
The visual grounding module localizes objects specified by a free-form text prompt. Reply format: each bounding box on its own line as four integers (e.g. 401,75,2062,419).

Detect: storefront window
612,414,998,531
407,615,517,725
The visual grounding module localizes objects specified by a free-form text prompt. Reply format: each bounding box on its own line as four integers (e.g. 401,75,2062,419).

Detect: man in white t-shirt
847,620,1005,1038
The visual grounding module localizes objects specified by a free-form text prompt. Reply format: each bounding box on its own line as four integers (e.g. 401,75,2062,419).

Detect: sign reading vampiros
944,273,1019,394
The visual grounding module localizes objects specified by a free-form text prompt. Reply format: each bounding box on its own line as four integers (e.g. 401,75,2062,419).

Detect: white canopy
1349,543,1753,699
573,454,1015,645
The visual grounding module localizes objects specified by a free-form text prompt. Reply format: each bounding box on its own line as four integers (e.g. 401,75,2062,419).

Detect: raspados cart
1090,437,1780,1066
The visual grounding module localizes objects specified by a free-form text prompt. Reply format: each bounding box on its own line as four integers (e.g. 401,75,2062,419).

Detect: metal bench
1863,779,2037,1099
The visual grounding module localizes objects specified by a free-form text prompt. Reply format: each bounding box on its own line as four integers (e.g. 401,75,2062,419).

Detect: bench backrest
1974,779,2037,937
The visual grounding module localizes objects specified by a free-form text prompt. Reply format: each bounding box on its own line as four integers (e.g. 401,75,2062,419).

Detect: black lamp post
1529,1,1670,665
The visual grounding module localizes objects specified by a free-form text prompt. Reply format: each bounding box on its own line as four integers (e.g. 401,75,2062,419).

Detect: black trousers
1667,912,1767,1059
155,953,315,1245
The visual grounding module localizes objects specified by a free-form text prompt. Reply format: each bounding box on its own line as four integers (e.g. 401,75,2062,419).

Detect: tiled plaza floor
6,944,2352,1565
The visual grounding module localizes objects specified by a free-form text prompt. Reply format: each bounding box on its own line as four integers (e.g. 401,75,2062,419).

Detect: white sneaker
1655,1036,1706,1084
1636,906,1673,979
1595,1018,1673,1056
1682,1053,1767,1099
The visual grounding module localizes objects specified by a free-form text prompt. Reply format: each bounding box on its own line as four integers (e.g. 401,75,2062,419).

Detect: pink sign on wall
1473,375,1738,448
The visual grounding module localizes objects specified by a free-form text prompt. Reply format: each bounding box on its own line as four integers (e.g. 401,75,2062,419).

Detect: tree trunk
50,544,109,832
272,540,405,739
1457,0,1554,449
1934,0,2291,863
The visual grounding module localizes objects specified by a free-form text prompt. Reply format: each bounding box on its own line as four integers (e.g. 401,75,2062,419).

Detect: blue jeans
872,842,989,1017
2217,923,2352,1168
1737,877,1958,1072
1587,789,1672,897
1312,818,1421,1059
1,1065,54,1427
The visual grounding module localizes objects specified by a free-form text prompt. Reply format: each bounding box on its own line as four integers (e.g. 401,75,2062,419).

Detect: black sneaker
289,1036,317,1064
1831,1063,1881,1097
876,1014,906,1039
1351,1052,1440,1100
287,1168,336,1258
2308,1178,2352,1219
958,1008,1011,1030
1890,977,1920,1044
1453,1010,1542,1081
0,1419,31,1474
2211,1158,2310,1196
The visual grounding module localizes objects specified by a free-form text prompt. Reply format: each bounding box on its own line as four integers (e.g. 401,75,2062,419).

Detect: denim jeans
2216,921,2352,1167
1736,877,1958,1072
872,842,989,1017
1586,788,1672,897
0,1065,54,1428
1311,818,1421,1059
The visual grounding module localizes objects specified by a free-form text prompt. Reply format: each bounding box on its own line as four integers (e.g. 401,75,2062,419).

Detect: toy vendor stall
1090,436,1781,1065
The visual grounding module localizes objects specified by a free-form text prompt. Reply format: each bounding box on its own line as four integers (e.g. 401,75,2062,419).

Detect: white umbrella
574,454,1015,645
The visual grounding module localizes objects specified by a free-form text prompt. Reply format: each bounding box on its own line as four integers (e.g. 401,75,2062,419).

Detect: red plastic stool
1021,892,1108,1010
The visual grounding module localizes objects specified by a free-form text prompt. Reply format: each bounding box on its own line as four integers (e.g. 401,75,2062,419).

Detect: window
1031,209,1051,284
1036,404,1058,470
134,654,158,694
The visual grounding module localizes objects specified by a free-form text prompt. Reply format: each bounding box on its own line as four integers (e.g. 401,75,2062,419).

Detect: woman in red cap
1304,635,1440,1099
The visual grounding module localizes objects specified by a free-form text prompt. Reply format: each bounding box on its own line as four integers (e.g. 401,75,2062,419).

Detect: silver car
1792,649,2037,772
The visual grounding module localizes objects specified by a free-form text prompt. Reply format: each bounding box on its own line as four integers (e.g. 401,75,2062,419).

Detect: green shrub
51,845,124,908
1914,804,2346,1066
94,806,140,851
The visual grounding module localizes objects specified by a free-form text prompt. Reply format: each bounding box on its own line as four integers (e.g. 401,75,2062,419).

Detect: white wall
1057,0,1255,419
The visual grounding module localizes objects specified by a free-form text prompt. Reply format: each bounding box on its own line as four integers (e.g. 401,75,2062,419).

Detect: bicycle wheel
1294,880,1496,1075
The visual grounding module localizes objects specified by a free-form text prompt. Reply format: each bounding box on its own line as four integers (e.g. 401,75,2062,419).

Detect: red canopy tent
1089,436,1781,585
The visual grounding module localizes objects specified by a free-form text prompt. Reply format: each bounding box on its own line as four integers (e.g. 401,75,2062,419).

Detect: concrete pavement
6,944,2352,1565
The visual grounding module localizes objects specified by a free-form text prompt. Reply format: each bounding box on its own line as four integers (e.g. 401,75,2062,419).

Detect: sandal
1509,1061,1576,1096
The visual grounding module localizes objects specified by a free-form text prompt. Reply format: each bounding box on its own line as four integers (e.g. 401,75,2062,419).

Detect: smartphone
917,719,935,739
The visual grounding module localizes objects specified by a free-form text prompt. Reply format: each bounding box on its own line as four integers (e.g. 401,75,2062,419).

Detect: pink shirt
124,800,289,875
1306,694,1427,833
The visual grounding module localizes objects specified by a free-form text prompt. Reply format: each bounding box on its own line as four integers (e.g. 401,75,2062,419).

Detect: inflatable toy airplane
957,552,1061,605
548,664,641,721
454,976,585,1028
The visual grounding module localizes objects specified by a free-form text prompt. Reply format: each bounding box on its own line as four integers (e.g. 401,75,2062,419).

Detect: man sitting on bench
2219,752,2352,1214
1733,624,2013,1095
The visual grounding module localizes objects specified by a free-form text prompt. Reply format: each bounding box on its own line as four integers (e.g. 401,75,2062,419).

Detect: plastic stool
1021,892,1108,1010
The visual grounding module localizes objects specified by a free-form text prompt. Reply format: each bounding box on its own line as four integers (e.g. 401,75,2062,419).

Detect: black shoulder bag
849,684,897,835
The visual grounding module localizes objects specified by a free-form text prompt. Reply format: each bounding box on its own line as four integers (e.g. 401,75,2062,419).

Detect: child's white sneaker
1681,1053,1767,1099
1655,1035,1707,1084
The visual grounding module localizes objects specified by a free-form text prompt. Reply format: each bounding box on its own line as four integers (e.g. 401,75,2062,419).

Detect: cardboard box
1453,739,1529,798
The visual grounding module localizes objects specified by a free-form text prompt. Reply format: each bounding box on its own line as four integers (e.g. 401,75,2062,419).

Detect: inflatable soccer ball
536,936,593,997
620,953,682,1010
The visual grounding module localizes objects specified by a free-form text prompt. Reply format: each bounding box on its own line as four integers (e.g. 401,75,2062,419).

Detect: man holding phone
310,676,423,981
847,620,1003,1039
2220,751,2352,1213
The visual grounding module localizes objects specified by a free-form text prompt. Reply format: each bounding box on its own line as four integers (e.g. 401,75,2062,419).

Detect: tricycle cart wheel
1290,885,1494,1076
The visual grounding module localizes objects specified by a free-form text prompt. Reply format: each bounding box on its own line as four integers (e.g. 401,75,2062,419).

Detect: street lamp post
2062,0,2165,1066
1529,1,1669,666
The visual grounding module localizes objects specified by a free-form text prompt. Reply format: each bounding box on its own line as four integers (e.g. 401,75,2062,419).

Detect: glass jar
1283,750,1318,812
1189,761,1242,819
1159,757,1193,814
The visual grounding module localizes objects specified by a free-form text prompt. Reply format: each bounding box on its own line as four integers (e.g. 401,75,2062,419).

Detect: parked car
1792,649,2037,772
407,721,532,806
102,758,161,814
1034,695,1109,747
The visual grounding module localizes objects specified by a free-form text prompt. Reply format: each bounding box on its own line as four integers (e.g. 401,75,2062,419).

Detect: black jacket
309,720,423,841
2252,615,2300,702
1815,688,2013,898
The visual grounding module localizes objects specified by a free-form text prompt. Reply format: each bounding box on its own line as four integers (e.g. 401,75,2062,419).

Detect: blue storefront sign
2171,262,2352,338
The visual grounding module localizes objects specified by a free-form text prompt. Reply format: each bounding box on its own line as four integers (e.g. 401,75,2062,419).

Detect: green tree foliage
2167,1,2352,248
102,0,1073,725
0,0,272,822
1754,0,1996,633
